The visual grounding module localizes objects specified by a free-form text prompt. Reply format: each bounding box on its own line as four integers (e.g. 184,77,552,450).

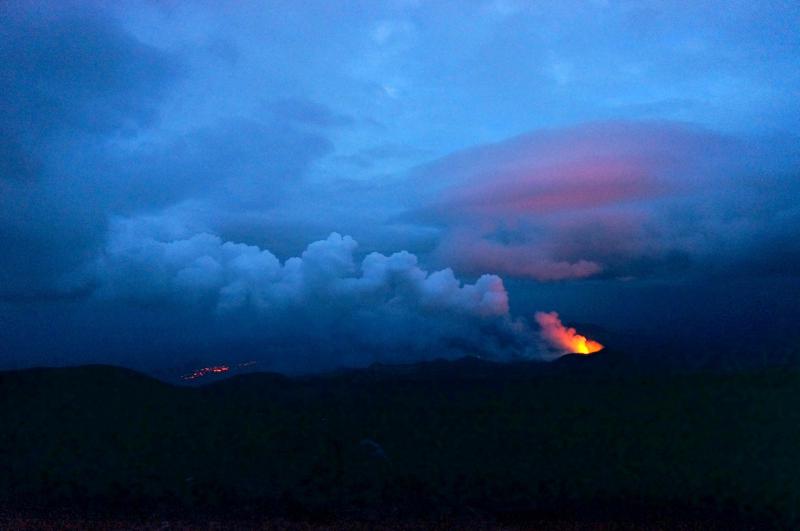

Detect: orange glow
568,334,604,355
534,311,604,355
181,365,230,381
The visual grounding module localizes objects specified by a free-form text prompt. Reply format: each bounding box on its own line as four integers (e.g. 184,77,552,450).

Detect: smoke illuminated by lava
534,311,604,355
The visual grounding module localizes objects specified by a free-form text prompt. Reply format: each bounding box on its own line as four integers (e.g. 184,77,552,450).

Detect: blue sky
1,1,799,372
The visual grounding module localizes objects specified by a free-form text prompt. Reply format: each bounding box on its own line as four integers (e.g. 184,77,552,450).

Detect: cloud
0,4,178,297
410,121,800,280
108,116,333,214
435,229,602,281
267,98,355,128
0,5,177,146
89,219,537,372
0,6,337,300
1,2,799,373
417,121,732,215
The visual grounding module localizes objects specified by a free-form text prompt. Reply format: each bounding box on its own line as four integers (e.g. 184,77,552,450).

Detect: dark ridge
203,370,291,387
347,355,535,380
2,360,798,527
0,363,177,391
551,348,636,371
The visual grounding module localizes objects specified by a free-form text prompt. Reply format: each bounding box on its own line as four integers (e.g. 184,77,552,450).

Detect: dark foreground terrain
1,354,799,529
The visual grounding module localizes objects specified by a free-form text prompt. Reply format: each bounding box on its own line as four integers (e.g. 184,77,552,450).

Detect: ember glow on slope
181,365,229,381
181,361,257,381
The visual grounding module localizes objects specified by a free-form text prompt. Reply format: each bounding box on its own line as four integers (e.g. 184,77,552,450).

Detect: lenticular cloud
94,221,540,371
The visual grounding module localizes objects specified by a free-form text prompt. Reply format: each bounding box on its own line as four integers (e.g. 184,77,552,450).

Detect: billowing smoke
534,311,603,355
92,220,542,372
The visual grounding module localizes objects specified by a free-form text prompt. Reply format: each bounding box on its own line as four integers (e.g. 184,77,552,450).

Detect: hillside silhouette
1,356,798,528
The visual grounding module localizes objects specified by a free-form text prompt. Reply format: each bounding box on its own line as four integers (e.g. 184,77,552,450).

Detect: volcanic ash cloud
93,223,545,371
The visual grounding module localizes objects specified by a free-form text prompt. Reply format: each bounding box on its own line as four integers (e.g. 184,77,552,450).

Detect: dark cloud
0,4,178,297
0,5,177,146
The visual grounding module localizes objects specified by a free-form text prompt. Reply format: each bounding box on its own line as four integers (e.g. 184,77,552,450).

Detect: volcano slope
1,354,798,528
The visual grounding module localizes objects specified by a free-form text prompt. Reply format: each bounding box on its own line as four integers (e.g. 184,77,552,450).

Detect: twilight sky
1,1,799,374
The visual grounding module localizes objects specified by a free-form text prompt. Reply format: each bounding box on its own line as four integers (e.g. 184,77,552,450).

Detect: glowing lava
180,361,257,381
181,365,230,381
534,311,604,355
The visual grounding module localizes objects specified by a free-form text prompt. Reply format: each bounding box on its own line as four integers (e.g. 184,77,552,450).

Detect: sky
1,0,799,374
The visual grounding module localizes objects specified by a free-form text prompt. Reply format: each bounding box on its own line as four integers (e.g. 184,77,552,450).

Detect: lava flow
181,365,230,381
180,361,257,381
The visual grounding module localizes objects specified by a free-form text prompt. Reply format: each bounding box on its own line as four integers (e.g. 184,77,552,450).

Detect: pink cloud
413,121,739,280
423,121,729,220
449,158,662,216
437,231,603,281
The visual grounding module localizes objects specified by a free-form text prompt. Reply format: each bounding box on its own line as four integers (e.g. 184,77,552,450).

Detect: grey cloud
0,5,177,145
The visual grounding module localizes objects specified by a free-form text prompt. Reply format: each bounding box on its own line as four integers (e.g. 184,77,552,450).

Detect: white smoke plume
93,219,542,372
